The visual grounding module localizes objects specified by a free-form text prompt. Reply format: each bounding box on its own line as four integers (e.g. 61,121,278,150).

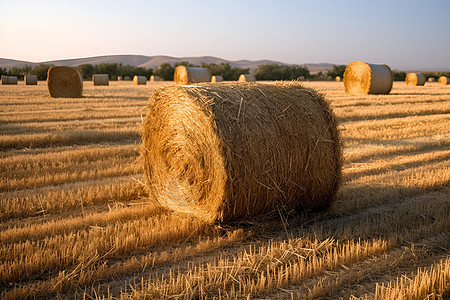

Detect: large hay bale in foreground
25,75,38,85
438,76,450,85
141,82,342,222
211,75,224,83
47,66,83,98
174,66,211,85
133,75,147,85
92,74,109,86
405,73,426,86
238,74,256,82
150,75,160,82
343,61,393,94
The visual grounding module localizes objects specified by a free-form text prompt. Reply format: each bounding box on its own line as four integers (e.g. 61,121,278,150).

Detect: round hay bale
25,75,38,85
299,76,305,81
117,76,123,81
343,61,393,95
150,75,161,82
2,76,18,85
438,76,450,85
174,66,211,85
238,74,256,82
47,66,83,98
427,77,436,82
133,75,147,85
92,74,109,86
211,75,224,83
140,82,342,222
405,73,426,86
335,76,341,82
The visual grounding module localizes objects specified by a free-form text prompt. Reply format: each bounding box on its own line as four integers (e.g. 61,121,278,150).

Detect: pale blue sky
1,0,449,70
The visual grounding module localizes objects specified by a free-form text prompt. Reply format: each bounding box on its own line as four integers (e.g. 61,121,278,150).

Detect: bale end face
141,82,342,222
47,66,83,98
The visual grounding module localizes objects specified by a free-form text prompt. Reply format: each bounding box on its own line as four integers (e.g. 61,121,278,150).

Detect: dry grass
0,80,449,299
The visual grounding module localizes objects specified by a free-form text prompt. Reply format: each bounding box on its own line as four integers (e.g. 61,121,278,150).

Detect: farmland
1,80,449,299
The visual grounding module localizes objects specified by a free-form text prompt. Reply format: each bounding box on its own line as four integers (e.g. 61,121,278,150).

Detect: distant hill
0,55,335,73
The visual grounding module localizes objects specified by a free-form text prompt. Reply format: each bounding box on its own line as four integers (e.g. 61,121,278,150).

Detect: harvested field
0,80,449,299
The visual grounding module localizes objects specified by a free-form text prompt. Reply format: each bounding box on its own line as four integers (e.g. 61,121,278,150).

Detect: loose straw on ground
343,61,393,95
141,82,342,223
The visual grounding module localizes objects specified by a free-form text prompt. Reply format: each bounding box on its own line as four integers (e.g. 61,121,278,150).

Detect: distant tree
154,63,175,81
0,67,8,76
79,64,94,79
201,63,249,81
327,65,346,78
255,64,309,80
392,71,406,81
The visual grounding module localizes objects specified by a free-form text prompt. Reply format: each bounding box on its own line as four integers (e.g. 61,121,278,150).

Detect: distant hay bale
211,75,224,83
25,75,38,85
428,77,436,82
47,66,83,98
117,76,122,81
124,76,131,81
92,74,109,86
405,73,426,86
335,76,341,82
140,82,342,222
343,61,393,95
438,76,450,85
174,66,211,85
299,76,305,81
150,75,160,82
1,75,18,85
133,75,147,85
238,74,256,82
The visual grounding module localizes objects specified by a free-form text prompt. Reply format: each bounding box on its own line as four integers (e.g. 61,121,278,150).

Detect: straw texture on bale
150,75,161,82
141,82,342,222
343,61,393,95
92,74,109,86
335,76,341,82
238,74,256,82
438,76,450,85
211,75,224,83
174,66,211,85
405,73,426,86
133,75,147,85
25,75,38,85
428,77,436,82
47,66,83,98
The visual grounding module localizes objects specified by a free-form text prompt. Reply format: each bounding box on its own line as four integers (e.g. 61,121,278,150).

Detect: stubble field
1,80,449,299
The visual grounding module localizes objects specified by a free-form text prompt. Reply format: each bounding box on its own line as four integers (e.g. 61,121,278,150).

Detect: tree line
2,63,449,81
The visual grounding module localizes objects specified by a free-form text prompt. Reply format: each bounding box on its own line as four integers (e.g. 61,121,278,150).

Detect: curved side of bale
92,74,109,86
343,61,392,95
438,76,450,85
8,76,18,85
133,75,147,85
150,75,161,82
238,74,256,82
47,66,83,98
406,73,426,86
25,75,38,85
174,66,211,85
211,75,224,83
141,82,342,222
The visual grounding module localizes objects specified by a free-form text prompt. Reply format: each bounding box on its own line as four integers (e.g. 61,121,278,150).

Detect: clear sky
1,0,449,70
